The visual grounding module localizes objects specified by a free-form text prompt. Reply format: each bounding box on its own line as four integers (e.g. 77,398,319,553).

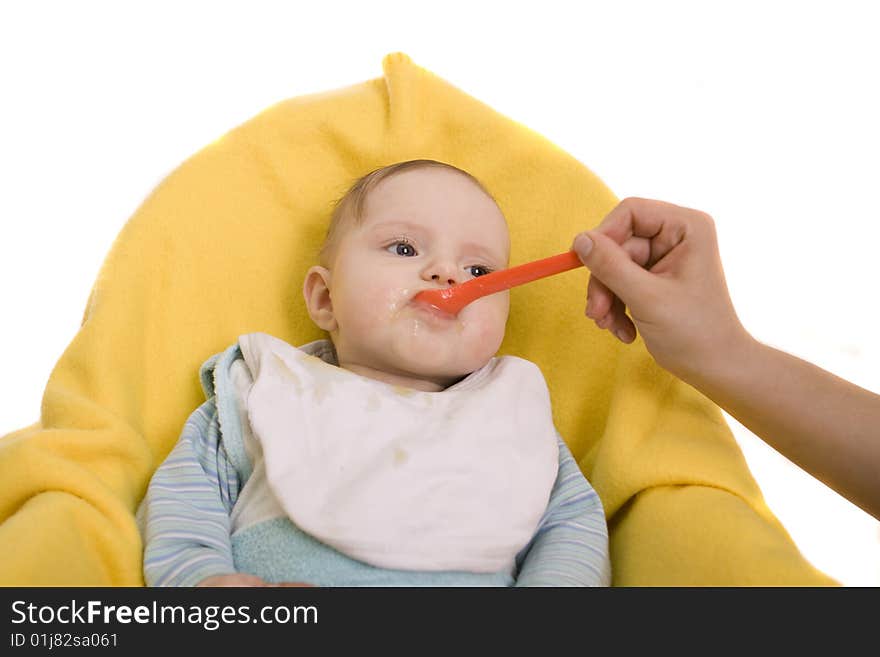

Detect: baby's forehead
364,213,507,234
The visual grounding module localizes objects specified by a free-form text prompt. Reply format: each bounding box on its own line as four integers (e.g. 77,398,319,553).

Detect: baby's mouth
409,294,457,321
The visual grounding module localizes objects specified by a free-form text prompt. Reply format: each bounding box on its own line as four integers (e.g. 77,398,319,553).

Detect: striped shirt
140,347,611,587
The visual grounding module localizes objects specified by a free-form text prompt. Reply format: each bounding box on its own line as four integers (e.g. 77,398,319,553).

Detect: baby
140,159,611,586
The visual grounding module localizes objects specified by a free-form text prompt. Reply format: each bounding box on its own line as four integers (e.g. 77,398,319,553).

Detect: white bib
238,332,559,573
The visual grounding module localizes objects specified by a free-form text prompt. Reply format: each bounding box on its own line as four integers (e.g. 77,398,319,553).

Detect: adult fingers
572,230,654,309
585,235,650,320
595,295,637,343
586,274,612,319
596,197,699,267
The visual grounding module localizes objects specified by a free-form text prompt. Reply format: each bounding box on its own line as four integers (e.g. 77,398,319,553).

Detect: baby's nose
423,260,460,287
430,273,458,286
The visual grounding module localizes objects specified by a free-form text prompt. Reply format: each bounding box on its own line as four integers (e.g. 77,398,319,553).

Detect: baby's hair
318,159,496,267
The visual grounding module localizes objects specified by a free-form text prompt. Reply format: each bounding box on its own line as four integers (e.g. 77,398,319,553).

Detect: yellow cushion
0,52,836,585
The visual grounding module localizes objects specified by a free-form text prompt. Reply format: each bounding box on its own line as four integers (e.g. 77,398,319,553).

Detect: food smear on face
383,287,476,345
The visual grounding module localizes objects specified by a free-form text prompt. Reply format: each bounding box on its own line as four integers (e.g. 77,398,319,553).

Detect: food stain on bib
392,447,409,465
272,354,303,394
311,378,332,405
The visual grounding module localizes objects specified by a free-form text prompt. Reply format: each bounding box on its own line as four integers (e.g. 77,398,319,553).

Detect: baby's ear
302,266,337,332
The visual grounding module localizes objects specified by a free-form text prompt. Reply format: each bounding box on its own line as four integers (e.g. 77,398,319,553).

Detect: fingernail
574,233,593,257
614,328,630,343
585,295,593,315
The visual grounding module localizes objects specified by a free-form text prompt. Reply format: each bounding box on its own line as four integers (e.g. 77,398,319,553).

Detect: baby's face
314,167,510,391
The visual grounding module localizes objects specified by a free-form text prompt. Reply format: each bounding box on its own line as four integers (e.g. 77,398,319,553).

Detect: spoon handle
417,250,584,314
474,250,583,294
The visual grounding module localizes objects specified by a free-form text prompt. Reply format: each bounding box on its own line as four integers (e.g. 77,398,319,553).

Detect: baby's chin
387,335,495,383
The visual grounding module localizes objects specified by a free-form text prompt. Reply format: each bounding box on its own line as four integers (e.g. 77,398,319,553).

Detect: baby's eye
387,240,417,257
468,265,493,278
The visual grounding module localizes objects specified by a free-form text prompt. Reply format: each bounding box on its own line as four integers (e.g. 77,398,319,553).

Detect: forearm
683,335,880,519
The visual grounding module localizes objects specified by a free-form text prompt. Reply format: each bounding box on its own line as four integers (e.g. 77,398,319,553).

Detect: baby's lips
410,292,457,320
412,287,456,309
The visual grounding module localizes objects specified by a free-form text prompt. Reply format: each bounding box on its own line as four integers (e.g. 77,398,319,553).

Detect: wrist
675,325,760,395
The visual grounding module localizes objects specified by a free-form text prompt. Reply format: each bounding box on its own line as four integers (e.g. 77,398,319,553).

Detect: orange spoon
413,250,584,315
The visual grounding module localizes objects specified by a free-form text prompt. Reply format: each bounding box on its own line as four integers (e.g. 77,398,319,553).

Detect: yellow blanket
0,52,836,586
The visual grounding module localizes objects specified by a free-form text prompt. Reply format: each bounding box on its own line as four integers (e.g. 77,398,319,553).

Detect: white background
1,1,877,585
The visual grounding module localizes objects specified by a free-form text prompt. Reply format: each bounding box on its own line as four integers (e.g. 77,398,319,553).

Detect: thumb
572,231,654,306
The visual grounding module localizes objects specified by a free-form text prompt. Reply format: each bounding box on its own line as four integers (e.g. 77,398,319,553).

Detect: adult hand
571,197,749,382
573,198,880,520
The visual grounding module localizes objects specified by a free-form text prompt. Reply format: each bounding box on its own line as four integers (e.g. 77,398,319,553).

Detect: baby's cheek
466,311,506,358
377,286,414,323
359,286,400,320
360,303,392,338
